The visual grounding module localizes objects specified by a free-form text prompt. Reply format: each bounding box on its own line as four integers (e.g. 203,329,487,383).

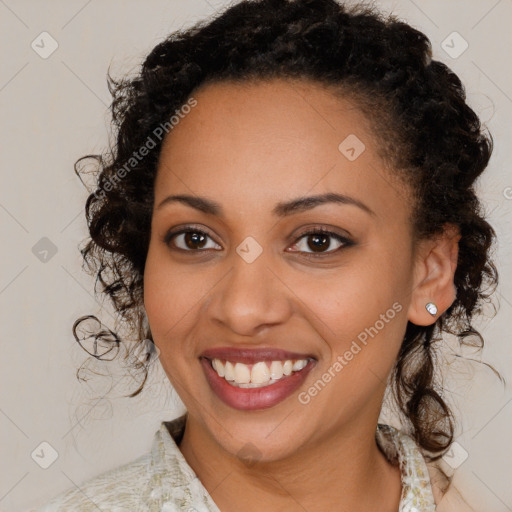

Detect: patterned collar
149,415,436,511
376,423,437,511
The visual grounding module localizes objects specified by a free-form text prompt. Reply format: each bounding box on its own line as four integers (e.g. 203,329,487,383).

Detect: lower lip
200,358,315,411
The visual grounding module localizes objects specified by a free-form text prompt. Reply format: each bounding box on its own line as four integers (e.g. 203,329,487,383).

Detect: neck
178,415,402,512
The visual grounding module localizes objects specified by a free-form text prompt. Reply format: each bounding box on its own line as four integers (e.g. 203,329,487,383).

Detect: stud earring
425,302,438,316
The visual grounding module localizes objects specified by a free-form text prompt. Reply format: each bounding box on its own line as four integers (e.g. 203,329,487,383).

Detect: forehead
154,79,410,222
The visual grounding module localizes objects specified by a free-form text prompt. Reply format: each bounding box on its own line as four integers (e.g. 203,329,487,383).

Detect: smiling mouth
204,357,314,388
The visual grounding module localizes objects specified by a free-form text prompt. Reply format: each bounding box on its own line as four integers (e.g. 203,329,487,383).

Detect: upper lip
200,347,316,365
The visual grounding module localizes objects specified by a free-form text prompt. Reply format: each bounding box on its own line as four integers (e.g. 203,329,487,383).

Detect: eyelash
163,225,354,259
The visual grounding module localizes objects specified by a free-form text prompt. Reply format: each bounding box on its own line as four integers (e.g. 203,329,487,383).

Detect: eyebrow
156,192,376,218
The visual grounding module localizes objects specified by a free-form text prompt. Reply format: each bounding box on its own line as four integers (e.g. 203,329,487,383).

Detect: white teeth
251,362,270,384
212,358,225,377
283,360,293,376
210,358,310,387
269,361,283,380
292,359,307,371
224,361,235,381
233,362,251,383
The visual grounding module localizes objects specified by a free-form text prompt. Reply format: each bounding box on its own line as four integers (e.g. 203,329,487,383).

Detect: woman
33,0,499,510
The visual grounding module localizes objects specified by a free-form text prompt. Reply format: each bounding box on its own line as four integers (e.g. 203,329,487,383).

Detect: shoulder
377,424,476,512
29,416,202,512
426,461,475,512
29,451,151,512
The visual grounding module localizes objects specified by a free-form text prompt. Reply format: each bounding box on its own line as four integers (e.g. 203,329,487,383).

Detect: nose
207,248,292,337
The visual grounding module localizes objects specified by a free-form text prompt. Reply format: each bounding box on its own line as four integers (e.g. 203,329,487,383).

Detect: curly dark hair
73,0,499,467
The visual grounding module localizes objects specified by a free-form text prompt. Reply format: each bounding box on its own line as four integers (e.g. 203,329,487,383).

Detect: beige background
0,0,510,511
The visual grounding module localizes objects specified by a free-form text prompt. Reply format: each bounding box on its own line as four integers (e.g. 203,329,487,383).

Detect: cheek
294,263,409,418
143,247,200,347
143,252,206,394
294,247,411,381
301,255,407,330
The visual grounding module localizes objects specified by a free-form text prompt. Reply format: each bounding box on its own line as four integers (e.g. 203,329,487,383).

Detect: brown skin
143,78,460,512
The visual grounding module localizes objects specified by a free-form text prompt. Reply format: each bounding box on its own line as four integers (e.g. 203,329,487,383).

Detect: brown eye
306,233,331,252
288,229,353,256
183,232,207,250
165,228,221,252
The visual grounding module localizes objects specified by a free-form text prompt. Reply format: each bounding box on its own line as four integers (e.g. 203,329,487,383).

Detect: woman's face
144,79,420,461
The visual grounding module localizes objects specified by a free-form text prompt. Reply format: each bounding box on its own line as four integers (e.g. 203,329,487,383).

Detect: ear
407,223,461,326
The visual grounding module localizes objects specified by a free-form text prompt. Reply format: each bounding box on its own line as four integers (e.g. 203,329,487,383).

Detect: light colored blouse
32,415,438,511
